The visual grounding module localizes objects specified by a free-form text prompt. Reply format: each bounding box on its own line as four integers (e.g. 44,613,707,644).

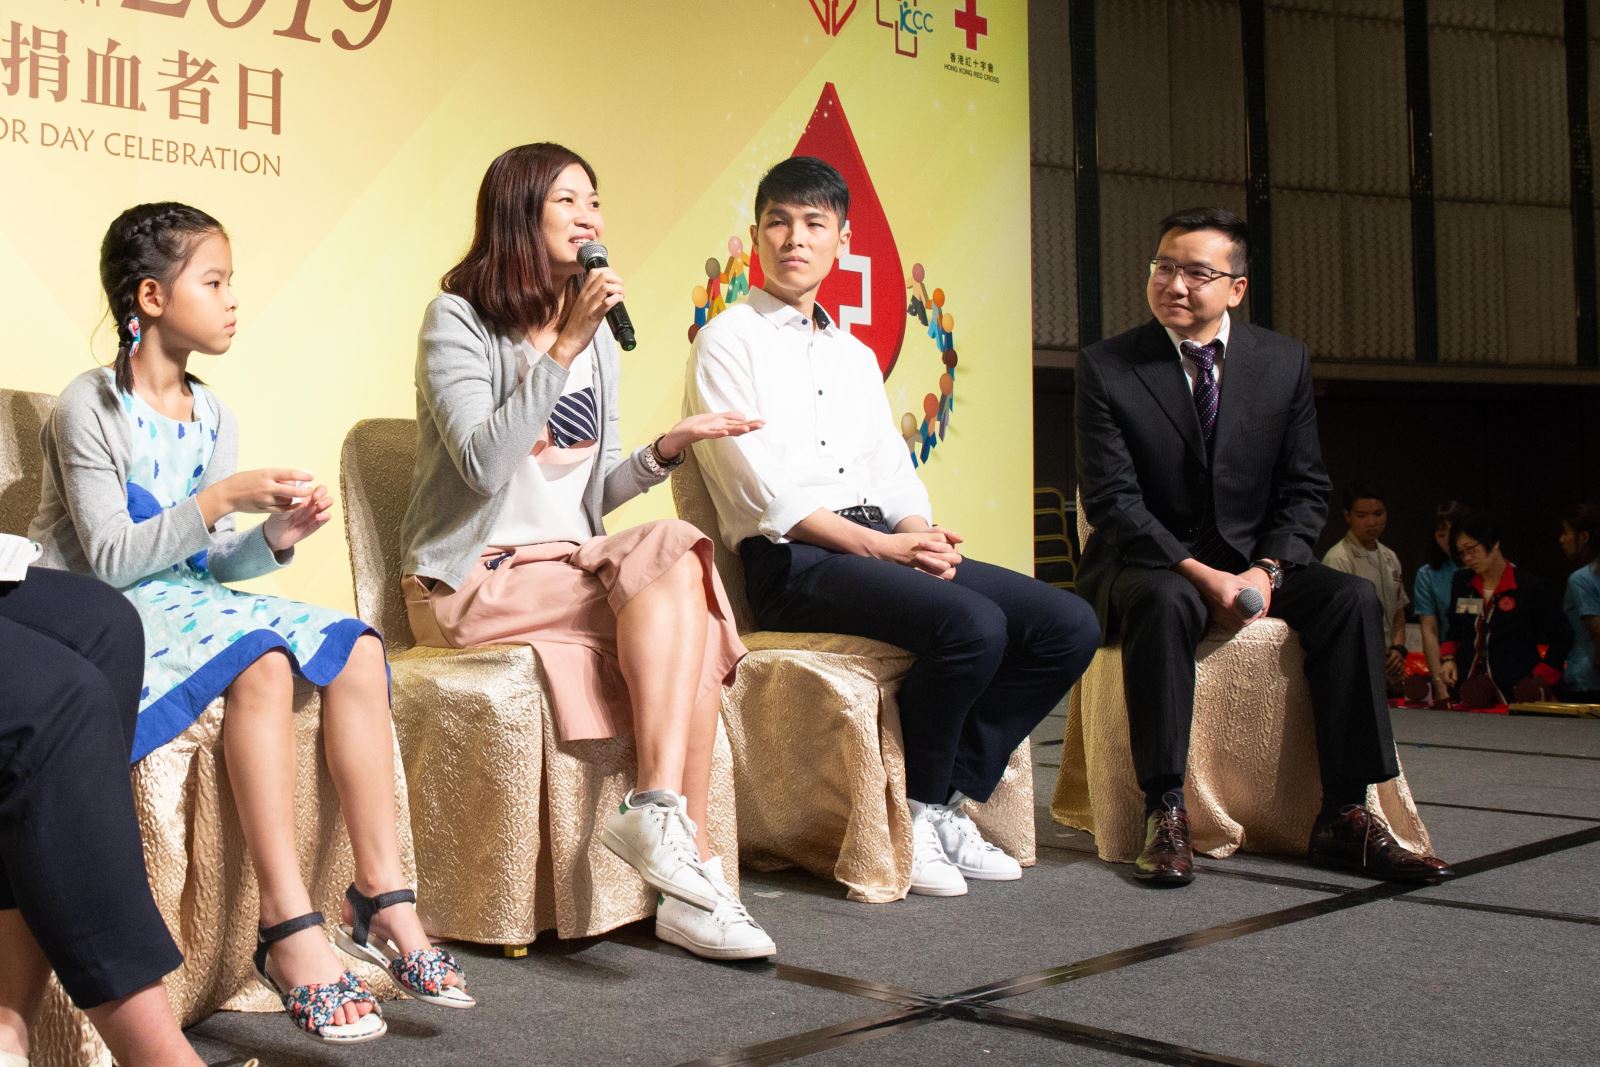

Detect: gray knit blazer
400,293,664,590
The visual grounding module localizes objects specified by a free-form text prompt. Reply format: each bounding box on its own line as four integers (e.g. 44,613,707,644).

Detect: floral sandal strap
283,971,379,1035
391,948,466,998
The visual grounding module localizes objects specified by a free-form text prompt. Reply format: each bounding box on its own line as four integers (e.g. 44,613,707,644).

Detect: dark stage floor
187,705,1600,1066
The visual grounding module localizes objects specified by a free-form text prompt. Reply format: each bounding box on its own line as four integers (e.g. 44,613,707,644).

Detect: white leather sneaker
909,804,968,896
929,804,1022,880
600,790,720,911
655,856,777,960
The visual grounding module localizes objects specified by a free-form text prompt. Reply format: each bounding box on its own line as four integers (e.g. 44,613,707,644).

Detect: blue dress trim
130,617,378,762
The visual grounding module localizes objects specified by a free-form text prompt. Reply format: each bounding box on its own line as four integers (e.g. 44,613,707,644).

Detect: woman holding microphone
401,142,773,960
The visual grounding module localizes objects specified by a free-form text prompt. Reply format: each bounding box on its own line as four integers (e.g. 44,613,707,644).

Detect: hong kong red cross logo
810,0,859,35
954,0,988,50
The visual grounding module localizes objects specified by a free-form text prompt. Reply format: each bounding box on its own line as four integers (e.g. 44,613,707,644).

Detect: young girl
402,143,774,960
29,203,471,1044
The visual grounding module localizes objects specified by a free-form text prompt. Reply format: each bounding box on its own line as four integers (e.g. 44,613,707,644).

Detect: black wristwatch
1249,559,1284,590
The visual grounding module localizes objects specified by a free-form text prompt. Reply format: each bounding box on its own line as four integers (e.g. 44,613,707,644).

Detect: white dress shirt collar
1163,310,1231,360
1164,311,1231,393
745,286,835,333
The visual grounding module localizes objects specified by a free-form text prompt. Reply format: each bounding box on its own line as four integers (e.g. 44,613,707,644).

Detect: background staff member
1439,513,1570,705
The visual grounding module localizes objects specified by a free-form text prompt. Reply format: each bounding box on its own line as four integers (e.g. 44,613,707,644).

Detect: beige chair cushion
1052,620,1432,861
340,419,739,941
673,450,1036,902
1053,495,1431,861
0,388,52,536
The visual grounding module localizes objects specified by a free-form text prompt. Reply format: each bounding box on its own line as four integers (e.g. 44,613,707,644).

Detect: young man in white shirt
684,156,1099,897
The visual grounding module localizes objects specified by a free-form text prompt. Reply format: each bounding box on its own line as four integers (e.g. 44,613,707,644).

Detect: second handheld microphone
577,241,637,351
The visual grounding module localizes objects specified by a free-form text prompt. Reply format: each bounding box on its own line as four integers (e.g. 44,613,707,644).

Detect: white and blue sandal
253,912,386,1044
335,885,475,1009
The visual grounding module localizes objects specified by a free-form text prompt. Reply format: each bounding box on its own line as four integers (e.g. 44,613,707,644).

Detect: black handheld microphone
577,241,637,351
1234,586,1265,617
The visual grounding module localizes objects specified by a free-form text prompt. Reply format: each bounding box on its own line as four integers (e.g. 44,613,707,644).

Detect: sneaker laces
912,813,951,863
938,807,1004,855
644,799,703,872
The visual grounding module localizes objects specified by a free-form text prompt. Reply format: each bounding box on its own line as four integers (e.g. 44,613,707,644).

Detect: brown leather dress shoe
1307,806,1455,882
1133,805,1194,886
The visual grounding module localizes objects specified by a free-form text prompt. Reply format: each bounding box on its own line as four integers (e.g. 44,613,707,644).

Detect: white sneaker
909,804,968,896
655,856,777,961
928,804,1022,881
601,790,720,911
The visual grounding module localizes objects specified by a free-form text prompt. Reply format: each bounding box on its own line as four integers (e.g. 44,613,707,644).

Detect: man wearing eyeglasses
1073,208,1453,887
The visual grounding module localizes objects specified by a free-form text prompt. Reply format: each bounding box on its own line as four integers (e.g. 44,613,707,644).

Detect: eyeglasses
1456,540,1486,559
1148,259,1243,288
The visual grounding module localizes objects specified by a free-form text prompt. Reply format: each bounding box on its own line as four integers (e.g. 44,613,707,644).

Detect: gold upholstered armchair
1051,494,1432,863
338,418,740,947
671,448,1037,903
1,389,412,1067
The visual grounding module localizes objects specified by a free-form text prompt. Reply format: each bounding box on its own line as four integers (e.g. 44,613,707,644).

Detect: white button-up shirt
684,287,933,550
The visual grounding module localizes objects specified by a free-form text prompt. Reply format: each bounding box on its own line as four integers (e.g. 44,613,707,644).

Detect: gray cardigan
401,293,664,589
29,368,289,590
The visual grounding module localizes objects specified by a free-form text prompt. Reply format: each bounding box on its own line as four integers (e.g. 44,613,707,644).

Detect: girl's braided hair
100,202,226,393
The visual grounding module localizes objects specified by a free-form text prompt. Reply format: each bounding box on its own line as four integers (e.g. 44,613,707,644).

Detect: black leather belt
835,505,884,526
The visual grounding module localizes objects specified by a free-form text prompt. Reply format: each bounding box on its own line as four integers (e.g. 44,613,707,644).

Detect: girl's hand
263,484,333,552
197,468,311,530
549,268,625,365
223,468,315,512
658,412,765,459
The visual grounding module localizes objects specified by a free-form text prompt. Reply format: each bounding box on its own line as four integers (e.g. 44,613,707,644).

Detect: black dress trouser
0,567,182,1009
741,526,1100,804
1109,560,1400,794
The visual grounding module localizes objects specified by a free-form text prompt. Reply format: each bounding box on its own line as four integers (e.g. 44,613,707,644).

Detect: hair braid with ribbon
100,202,227,394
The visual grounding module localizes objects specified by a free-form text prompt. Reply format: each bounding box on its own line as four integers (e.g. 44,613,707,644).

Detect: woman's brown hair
441,142,596,337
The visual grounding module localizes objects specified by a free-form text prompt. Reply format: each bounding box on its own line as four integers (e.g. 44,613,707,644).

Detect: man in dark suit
1074,208,1453,887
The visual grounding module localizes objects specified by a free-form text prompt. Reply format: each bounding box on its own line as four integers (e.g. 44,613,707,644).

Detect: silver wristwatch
1249,559,1284,590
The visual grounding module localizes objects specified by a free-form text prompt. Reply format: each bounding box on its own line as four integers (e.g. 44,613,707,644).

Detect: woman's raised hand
657,412,765,460
550,267,625,365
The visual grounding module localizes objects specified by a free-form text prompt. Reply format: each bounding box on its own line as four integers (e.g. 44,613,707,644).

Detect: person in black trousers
0,567,204,1067
686,156,1099,897
1075,207,1453,887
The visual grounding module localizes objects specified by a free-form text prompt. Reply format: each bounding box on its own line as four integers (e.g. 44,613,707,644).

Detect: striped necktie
1181,338,1222,449
1180,338,1234,568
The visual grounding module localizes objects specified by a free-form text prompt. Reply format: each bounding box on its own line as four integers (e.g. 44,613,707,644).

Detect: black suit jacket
1074,318,1331,631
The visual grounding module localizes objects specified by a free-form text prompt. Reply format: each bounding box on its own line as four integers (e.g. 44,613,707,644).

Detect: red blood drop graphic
749,83,907,379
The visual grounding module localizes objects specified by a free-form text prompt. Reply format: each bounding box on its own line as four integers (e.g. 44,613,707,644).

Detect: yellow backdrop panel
0,0,1032,612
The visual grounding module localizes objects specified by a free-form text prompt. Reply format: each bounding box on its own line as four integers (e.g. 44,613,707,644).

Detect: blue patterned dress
120,384,373,761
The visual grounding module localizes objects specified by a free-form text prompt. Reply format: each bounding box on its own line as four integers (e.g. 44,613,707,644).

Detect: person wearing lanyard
1438,513,1571,705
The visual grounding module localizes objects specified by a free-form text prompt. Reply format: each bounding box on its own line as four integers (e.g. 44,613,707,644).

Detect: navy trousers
741,528,1099,803
0,568,181,1009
